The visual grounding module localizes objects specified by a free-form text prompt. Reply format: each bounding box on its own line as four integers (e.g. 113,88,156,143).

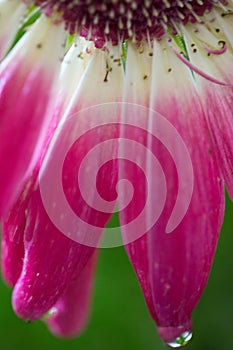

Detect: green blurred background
0,195,233,350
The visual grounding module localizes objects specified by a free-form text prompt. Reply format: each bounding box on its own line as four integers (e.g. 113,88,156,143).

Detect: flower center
35,0,222,47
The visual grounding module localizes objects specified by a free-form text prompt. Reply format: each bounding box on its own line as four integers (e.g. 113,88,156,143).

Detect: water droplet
43,306,58,319
166,330,193,348
157,320,193,348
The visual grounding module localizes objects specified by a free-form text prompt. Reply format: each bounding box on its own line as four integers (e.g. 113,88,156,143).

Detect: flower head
0,0,232,347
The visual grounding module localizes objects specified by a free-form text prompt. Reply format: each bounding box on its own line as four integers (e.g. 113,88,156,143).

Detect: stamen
34,0,230,47
173,48,228,85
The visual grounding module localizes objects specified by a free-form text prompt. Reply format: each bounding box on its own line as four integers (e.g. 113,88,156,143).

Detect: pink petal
200,82,233,198
9,111,119,320
149,45,224,337
1,39,93,288
181,24,233,198
10,185,94,321
38,45,124,248
46,252,98,337
0,16,65,217
12,127,117,320
4,43,123,321
120,42,225,343
1,195,26,287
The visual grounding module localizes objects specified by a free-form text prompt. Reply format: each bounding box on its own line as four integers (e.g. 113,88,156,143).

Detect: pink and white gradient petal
120,40,225,343
1,43,94,288
7,44,124,320
0,15,65,218
182,22,233,199
149,42,224,342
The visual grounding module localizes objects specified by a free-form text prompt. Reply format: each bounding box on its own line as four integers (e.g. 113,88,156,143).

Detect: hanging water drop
157,321,193,348
166,330,193,348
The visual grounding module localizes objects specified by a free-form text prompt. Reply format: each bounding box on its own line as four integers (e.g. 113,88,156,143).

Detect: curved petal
9,123,115,320
1,41,93,289
182,19,233,199
148,42,224,340
12,120,118,320
120,40,225,344
0,15,65,217
46,252,97,337
4,40,124,321
11,185,94,321
1,202,25,287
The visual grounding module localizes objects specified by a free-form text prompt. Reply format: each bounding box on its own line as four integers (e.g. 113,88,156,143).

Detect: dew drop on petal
166,330,193,348
157,321,193,348
47,306,58,317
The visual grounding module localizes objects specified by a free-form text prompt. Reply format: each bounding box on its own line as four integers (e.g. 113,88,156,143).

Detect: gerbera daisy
0,0,232,347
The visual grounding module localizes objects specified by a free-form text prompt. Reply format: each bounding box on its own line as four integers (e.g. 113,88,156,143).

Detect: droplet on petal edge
157,321,193,348
166,331,193,348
